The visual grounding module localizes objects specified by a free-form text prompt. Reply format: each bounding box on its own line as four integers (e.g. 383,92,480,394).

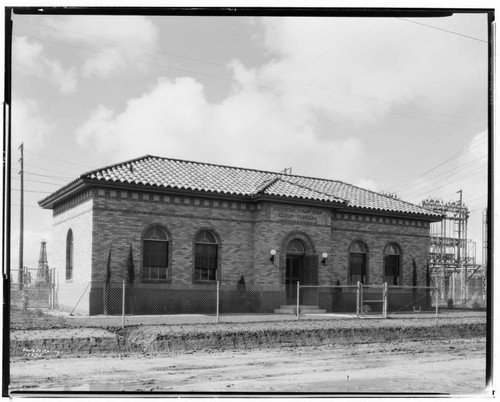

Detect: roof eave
252,193,347,208
337,206,443,222
38,179,88,209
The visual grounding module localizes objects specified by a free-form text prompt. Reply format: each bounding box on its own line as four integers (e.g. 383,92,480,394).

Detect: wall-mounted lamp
321,252,328,266
270,249,277,264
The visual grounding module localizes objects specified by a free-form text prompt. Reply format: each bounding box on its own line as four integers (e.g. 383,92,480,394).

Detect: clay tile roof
39,155,441,218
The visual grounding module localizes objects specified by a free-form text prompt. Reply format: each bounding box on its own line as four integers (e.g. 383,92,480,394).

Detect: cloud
394,130,488,257
43,16,160,79
13,36,77,94
254,17,486,128
74,16,486,197
75,73,364,182
12,36,43,69
11,99,52,148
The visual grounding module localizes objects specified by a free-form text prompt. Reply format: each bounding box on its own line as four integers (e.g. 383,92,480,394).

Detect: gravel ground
10,337,488,395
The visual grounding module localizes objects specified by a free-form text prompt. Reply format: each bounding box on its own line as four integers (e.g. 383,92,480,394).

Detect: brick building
39,155,441,315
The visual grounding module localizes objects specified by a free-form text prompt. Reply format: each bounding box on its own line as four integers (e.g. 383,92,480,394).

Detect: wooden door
286,256,302,304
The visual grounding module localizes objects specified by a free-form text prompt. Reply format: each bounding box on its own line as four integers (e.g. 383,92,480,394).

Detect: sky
7,8,490,270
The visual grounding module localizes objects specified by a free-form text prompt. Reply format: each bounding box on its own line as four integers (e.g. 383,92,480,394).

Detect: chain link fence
12,274,470,328
299,283,440,318
10,268,56,310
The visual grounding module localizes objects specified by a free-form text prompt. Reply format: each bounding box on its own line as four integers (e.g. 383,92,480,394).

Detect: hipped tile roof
39,155,441,218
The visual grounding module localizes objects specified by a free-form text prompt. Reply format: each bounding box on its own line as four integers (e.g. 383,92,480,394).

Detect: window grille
384,243,401,285
194,230,218,281
142,226,169,281
349,241,367,284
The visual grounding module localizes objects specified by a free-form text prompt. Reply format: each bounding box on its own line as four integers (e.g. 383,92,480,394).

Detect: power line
16,33,485,133
394,154,487,194
11,188,53,194
11,203,44,209
12,169,75,180
387,134,487,192
23,149,94,168
23,162,82,176
16,19,488,127
403,165,487,201
24,171,75,181
11,176,66,186
398,18,488,44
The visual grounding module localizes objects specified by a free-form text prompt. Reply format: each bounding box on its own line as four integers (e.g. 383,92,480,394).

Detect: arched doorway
285,239,305,303
284,238,319,304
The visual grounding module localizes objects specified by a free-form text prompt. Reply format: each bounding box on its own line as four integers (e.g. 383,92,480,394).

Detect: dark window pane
194,242,217,281
159,267,167,280
208,269,216,280
350,253,365,275
144,240,168,267
384,255,399,276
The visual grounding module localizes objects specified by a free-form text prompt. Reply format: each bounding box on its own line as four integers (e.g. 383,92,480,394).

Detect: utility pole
457,189,467,304
18,142,23,289
457,189,462,264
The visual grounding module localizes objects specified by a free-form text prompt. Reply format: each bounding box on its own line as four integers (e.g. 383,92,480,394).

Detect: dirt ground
10,337,487,395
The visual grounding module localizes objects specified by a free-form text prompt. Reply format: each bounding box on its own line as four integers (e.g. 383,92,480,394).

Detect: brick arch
192,226,222,246
140,222,172,241
280,231,317,256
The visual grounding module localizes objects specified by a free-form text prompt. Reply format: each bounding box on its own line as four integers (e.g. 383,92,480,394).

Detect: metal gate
357,282,387,318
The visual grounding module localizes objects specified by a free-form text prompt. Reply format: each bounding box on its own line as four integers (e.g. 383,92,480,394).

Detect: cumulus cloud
13,36,76,94
75,72,364,182
74,16,486,189
43,16,160,78
254,17,486,127
11,99,52,148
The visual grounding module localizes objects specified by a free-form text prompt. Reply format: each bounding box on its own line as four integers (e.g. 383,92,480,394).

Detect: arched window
66,229,73,280
142,225,169,281
384,243,401,285
194,230,218,281
286,239,305,254
349,241,367,284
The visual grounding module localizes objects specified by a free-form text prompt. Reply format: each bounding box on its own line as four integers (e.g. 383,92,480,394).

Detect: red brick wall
331,212,431,286
51,187,433,313
91,189,256,287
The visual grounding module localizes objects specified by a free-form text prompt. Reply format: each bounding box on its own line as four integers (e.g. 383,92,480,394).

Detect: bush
447,298,454,309
472,301,482,311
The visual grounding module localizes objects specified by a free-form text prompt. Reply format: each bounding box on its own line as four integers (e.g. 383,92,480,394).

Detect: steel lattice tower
37,239,50,284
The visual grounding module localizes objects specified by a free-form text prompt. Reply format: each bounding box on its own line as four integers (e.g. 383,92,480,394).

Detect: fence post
216,281,220,323
296,281,300,320
435,284,439,317
356,281,361,317
122,280,126,328
383,282,388,318
49,268,53,309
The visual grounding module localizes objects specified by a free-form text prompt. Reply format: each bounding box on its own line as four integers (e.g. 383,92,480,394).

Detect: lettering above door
269,205,330,225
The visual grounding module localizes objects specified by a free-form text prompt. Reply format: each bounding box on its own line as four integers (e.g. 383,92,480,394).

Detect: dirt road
10,337,486,395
